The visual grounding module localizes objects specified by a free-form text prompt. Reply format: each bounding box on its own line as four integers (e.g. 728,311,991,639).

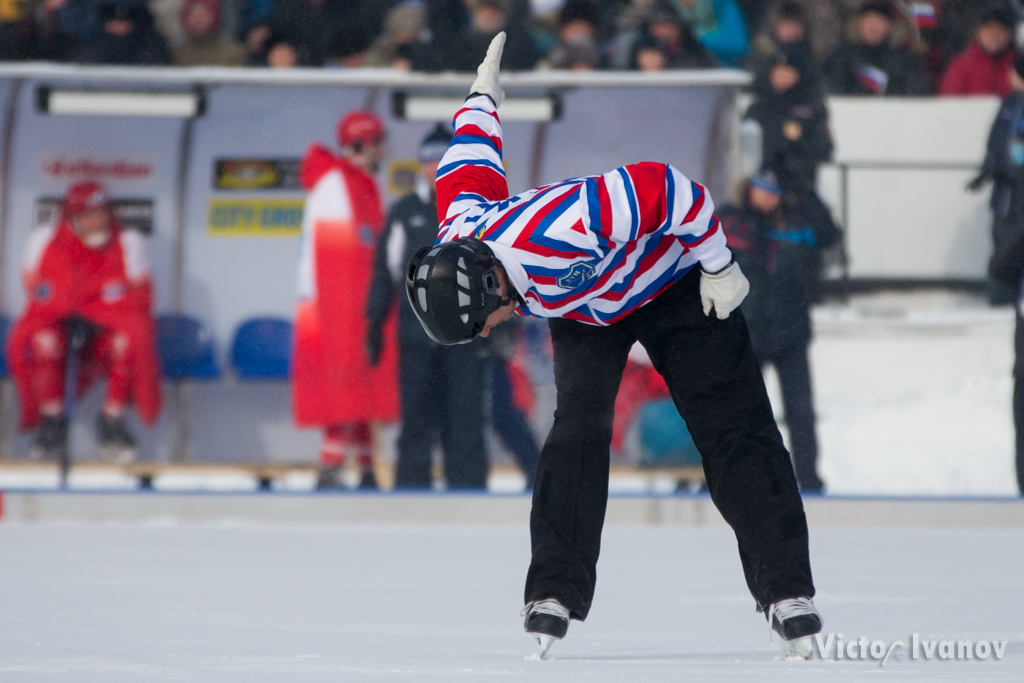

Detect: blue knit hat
750,168,784,196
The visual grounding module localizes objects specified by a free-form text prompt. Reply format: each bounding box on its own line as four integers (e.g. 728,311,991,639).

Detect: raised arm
435,33,510,239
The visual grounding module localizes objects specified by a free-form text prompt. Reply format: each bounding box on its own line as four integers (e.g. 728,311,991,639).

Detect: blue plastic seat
230,318,293,380
636,399,702,468
0,315,10,378
157,314,220,379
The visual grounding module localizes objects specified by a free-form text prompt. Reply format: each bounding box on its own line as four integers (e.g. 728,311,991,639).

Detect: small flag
912,2,938,29
856,65,890,94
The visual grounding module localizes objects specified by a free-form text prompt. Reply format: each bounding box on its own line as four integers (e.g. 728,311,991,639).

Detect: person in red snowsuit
292,110,399,490
6,181,160,462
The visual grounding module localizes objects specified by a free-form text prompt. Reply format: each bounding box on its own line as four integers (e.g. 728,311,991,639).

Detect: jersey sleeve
21,226,56,293
118,230,151,284
435,94,509,241
662,165,732,273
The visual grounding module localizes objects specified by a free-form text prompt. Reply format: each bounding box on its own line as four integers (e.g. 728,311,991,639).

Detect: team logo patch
34,282,52,302
359,225,375,246
102,281,126,302
558,262,595,289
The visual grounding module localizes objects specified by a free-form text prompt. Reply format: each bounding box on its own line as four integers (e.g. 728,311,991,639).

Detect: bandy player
406,34,822,659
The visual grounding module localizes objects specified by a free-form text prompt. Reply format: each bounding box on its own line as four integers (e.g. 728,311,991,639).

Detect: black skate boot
97,414,137,464
767,597,822,659
357,468,378,490
523,599,570,659
315,465,345,490
30,415,69,461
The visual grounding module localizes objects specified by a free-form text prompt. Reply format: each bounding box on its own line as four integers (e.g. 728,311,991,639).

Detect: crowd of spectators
0,0,1018,94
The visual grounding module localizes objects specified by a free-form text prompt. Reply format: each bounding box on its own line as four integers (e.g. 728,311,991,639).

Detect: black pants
395,341,488,489
758,345,823,492
525,269,814,619
491,357,540,488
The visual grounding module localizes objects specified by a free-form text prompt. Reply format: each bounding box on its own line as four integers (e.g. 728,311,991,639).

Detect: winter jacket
939,41,1018,97
823,41,931,96
719,193,840,357
977,92,1024,286
366,180,443,347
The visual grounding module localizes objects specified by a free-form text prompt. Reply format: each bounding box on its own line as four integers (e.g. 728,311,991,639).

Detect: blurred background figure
666,0,749,66
292,110,398,490
744,46,832,195
443,0,539,72
718,168,842,492
74,0,172,65
823,0,929,96
939,4,1018,97
364,2,427,69
969,54,1024,306
484,320,540,489
5,182,160,464
174,0,246,66
366,125,490,490
542,0,603,71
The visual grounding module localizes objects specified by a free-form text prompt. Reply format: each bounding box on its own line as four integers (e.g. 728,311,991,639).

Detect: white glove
470,31,506,108
700,261,749,320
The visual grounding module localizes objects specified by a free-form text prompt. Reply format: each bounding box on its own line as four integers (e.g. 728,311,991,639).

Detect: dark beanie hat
979,6,1017,30
419,124,453,164
858,0,894,19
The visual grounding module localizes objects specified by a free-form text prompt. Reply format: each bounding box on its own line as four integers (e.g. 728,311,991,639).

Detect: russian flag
912,2,938,29
856,65,889,94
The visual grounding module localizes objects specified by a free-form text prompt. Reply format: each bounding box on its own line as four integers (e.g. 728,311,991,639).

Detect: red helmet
63,181,111,219
337,110,386,149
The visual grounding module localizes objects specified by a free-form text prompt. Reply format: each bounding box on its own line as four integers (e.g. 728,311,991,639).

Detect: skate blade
535,635,556,659
780,635,814,660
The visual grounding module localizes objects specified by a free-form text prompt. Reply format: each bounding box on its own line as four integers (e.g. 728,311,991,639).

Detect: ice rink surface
1,521,1022,682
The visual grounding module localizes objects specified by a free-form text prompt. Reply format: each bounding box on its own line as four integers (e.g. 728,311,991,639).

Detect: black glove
966,173,988,192
366,323,384,367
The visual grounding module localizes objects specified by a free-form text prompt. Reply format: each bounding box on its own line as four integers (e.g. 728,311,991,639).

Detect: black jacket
719,193,840,358
745,75,833,194
977,93,1024,287
366,182,444,346
823,42,930,96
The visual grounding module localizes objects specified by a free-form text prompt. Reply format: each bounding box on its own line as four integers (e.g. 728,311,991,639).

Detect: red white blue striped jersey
436,95,732,326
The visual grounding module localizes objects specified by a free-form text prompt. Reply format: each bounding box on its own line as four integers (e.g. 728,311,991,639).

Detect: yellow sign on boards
207,198,305,236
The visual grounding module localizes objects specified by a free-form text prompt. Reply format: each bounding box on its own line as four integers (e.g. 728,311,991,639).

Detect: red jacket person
406,33,821,660
6,182,160,462
292,111,399,490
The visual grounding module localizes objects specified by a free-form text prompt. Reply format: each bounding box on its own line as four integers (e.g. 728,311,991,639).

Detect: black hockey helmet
406,238,512,345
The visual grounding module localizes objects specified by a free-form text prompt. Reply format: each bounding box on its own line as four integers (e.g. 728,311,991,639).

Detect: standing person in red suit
6,181,161,463
292,110,399,490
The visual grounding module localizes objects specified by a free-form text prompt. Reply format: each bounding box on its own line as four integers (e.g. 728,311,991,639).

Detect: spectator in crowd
542,0,604,70
747,1,821,85
718,168,842,492
293,110,398,490
235,0,273,41
745,48,832,194
631,31,669,70
939,5,1018,97
321,19,374,67
6,182,160,464
610,3,714,70
365,2,426,69
258,28,310,67
175,0,246,66
969,54,1024,306
365,125,491,490
267,0,386,67
75,0,172,65
0,0,81,61
666,0,749,65
443,0,539,72
822,0,930,96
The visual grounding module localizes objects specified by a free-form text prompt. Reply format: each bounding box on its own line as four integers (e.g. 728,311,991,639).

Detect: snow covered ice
1,521,1022,682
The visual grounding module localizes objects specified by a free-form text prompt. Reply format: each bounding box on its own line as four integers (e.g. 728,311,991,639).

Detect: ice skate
767,597,822,660
315,465,345,490
30,415,68,461
357,468,378,490
97,414,137,464
523,599,569,659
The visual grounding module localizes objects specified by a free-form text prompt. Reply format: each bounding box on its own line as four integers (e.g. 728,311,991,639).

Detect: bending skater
406,33,821,659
